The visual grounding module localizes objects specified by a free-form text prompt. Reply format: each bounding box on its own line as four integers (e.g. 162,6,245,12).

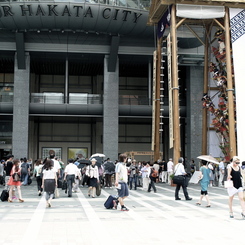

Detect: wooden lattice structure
148,0,244,161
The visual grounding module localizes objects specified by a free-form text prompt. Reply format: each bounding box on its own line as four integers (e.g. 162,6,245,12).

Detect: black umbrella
104,161,115,172
77,159,91,169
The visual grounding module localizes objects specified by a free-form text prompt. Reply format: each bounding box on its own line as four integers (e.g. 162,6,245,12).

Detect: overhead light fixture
37,30,40,33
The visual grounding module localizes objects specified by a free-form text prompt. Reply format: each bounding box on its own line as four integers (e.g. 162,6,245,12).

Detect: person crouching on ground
41,159,57,208
115,154,129,211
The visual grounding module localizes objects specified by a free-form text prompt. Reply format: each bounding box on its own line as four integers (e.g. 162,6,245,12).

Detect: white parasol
90,153,106,158
197,155,219,164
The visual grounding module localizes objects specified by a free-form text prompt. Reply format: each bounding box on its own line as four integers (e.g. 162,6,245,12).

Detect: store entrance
0,149,11,160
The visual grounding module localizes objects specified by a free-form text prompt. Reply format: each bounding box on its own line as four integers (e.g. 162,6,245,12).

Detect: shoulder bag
172,164,185,185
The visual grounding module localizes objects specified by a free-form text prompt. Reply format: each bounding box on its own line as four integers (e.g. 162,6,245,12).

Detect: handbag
172,175,185,185
62,180,67,190
172,164,185,185
12,172,20,182
224,180,233,188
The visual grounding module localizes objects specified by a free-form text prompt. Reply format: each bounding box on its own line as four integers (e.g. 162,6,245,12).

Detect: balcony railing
30,93,151,105
0,93,188,106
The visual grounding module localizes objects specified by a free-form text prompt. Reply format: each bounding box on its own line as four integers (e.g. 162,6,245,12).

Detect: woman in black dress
227,156,245,218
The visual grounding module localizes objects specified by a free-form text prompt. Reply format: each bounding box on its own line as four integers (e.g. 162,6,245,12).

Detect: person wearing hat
85,158,99,198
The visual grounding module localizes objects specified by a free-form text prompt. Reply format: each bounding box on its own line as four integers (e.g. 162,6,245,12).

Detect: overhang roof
148,0,245,24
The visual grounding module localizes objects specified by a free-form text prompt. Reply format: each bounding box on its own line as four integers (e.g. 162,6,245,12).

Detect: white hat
91,158,97,162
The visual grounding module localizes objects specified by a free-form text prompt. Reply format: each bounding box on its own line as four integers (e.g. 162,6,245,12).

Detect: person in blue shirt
196,160,211,207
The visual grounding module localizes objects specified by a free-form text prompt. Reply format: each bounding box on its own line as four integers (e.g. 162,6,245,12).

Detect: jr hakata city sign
0,4,142,23
0,2,151,36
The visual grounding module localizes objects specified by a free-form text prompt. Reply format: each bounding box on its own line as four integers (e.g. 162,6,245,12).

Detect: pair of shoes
186,198,192,201
147,190,151,192
175,198,181,200
19,199,24,203
196,203,201,206
121,207,129,211
92,196,95,198
8,198,12,203
68,195,72,197
154,191,157,193
88,194,90,197
241,213,245,219
206,205,211,208
230,212,234,218
38,192,41,196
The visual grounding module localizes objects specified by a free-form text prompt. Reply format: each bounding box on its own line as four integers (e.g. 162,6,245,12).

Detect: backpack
151,169,158,178
21,162,29,175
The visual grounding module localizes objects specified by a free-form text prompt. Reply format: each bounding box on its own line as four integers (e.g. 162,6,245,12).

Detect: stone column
103,55,119,161
186,66,203,169
12,52,30,159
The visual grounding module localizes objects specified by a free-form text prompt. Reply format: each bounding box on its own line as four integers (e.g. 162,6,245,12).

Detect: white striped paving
19,194,46,245
126,187,244,244
77,190,162,245
158,184,245,219
76,190,107,245
100,189,177,244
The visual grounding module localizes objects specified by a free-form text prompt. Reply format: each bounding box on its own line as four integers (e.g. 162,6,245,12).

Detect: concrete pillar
12,52,30,159
186,66,203,168
103,55,119,161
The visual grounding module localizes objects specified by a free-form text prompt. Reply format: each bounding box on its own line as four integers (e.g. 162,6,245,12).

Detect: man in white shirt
167,158,174,185
219,158,225,187
174,157,192,201
64,159,79,197
50,154,61,178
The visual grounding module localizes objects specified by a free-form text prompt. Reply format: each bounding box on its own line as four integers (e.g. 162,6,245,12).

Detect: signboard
167,34,173,149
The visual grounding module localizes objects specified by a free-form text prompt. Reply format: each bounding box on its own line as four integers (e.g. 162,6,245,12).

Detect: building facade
0,0,204,162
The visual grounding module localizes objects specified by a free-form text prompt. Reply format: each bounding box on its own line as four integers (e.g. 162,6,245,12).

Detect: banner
157,5,172,39
230,8,245,162
176,4,225,19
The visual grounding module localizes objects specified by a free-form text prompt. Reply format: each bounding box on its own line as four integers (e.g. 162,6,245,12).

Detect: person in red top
7,159,24,203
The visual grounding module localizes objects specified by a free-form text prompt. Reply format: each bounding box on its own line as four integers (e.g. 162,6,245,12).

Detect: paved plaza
0,180,244,245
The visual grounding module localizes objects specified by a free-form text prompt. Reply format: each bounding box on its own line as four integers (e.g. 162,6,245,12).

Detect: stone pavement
0,180,244,245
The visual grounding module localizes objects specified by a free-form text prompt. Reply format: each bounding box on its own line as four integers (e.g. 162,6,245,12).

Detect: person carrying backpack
148,165,157,193
21,158,30,186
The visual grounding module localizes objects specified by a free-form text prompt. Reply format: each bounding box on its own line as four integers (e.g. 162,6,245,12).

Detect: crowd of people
1,153,245,217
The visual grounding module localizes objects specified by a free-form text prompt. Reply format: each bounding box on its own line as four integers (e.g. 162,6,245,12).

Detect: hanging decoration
202,29,235,161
